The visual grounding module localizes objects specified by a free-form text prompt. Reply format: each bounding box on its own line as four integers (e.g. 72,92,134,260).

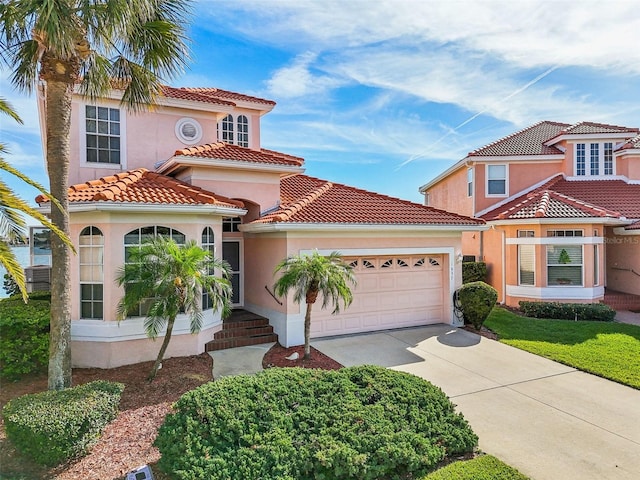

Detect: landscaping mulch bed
262,342,343,370
462,324,500,341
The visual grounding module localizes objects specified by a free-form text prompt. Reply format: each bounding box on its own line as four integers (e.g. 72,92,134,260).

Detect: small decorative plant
558,249,571,264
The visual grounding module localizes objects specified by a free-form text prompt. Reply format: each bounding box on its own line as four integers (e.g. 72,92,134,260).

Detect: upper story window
79,226,104,319
237,115,249,147
467,168,473,197
85,106,121,165
517,230,535,238
175,117,203,145
220,115,234,144
223,217,241,233
575,142,614,177
547,229,583,237
486,164,507,196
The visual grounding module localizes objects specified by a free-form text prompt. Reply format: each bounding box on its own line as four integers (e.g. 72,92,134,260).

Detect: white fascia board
38,202,247,216
241,222,487,234
488,217,625,227
419,158,469,193
157,156,303,176
507,236,604,245
617,148,640,156
545,132,637,145
613,226,640,236
474,173,565,218
471,154,563,163
564,175,640,185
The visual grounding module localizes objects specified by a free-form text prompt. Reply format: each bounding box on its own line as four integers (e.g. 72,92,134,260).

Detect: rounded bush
457,281,498,329
155,366,478,479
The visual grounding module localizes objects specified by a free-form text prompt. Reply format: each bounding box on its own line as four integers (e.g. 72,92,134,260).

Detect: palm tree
0,0,191,390
116,237,232,381
0,98,70,302
274,251,356,360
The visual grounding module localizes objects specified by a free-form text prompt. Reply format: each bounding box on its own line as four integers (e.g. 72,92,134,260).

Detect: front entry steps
603,289,640,311
205,309,278,352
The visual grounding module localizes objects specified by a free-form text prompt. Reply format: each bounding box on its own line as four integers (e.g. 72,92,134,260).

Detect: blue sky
2,0,640,219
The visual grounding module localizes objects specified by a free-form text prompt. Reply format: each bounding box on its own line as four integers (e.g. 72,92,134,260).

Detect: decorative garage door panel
311,255,445,337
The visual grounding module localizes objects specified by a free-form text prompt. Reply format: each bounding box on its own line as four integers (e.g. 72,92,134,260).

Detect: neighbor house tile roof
558,121,639,135
481,176,640,225
253,174,484,226
161,86,275,107
621,134,640,150
174,143,304,167
36,169,244,208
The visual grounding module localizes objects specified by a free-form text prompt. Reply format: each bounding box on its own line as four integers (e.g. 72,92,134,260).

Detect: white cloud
266,52,345,99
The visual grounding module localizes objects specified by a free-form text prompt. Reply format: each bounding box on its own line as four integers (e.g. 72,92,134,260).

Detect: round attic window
175,117,203,145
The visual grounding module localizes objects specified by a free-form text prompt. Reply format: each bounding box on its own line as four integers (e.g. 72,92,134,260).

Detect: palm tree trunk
149,316,176,381
304,302,313,360
45,78,73,391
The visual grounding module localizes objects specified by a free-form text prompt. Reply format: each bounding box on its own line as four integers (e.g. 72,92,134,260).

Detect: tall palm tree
116,237,232,381
274,251,356,360
0,97,70,302
0,0,191,390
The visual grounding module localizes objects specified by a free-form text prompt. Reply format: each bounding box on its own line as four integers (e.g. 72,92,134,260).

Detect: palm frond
0,240,27,302
0,97,23,123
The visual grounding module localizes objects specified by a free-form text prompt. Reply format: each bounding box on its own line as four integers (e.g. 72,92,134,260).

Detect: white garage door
311,255,446,338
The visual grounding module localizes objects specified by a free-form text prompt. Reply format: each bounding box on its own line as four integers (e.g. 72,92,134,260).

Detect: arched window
201,227,215,310
237,115,249,147
123,226,186,316
79,226,104,319
220,114,234,144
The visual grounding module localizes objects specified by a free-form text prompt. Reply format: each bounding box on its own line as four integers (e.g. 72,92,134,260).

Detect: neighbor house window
575,143,614,177
79,226,104,319
123,226,186,316
518,244,535,286
86,105,121,164
467,168,473,197
201,227,215,310
237,115,249,147
487,164,507,196
220,115,234,143
547,245,582,286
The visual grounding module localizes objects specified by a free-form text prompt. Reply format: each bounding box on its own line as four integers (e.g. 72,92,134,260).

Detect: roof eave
241,222,487,234
38,202,247,216
545,132,638,146
487,217,626,226
157,156,305,176
419,158,470,193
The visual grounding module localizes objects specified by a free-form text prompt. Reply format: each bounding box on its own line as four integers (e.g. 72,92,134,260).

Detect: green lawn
423,455,529,479
485,307,640,389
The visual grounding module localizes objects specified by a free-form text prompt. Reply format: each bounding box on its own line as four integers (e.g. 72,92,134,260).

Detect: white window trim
80,103,127,169
467,167,473,197
546,244,584,287
236,114,250,148
573,142,616,177
175,117,203,145
485,164,508,197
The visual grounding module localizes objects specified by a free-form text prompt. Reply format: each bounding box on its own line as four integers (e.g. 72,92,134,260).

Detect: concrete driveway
313,325,640,480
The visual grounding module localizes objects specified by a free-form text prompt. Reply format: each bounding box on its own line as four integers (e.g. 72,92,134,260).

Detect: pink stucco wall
426,167,473,217
605,228,640,296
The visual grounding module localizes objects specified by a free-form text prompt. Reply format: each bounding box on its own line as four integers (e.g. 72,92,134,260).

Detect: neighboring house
34,85,484,368
420,121,640,308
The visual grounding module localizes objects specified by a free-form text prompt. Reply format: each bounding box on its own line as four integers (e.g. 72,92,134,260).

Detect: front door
222,240,242,306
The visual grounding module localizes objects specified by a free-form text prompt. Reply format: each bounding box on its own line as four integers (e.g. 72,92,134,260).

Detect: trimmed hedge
2,380,124,466
457,281,498,329
423,454,530,479
156,366,478,480
519,301,616,322
462,262,487,284
0,293,51,380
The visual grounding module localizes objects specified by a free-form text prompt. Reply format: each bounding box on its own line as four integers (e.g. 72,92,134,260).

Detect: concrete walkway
615,310,640,326
314,326,640,480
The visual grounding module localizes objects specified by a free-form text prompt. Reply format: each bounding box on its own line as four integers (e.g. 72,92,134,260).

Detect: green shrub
423,454,530,479
457,281,498,329
0,294,50,380
518,301,615,322
462,262,487,284
2,380,124,466
156,366,477,480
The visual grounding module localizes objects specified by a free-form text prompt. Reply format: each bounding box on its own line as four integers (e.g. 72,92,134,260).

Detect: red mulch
461,324,500,340
1,346,343,480
262,342,343,370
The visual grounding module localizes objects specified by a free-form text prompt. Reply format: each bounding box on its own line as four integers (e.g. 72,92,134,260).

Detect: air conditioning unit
24,265,51,293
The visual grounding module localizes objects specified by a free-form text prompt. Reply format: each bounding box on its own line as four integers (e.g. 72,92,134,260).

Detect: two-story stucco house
420,121,640,309
34,84,484,368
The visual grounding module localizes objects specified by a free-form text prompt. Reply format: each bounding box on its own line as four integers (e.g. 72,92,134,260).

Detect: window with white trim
85,106,121,164
518,244,535,286
467,168,473,197
223,217,241,233
547,245,582,286
237,115,249,147
201,227,215,310
487,164,507,196
80,226,104,319
175,117,203,145
547,230,583,237
123,226,186,316
220,114,234,143
517,230,535,238
575,142,615,177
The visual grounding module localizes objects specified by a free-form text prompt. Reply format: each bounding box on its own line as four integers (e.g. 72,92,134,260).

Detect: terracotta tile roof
36,169,244,208
559,121,638,135
174,143,304,167
481,176,640,222
626,220,640,230
621,134,640,150
254,175,484,226
180,87,276,106
469,121,569,156
160,86,236,106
